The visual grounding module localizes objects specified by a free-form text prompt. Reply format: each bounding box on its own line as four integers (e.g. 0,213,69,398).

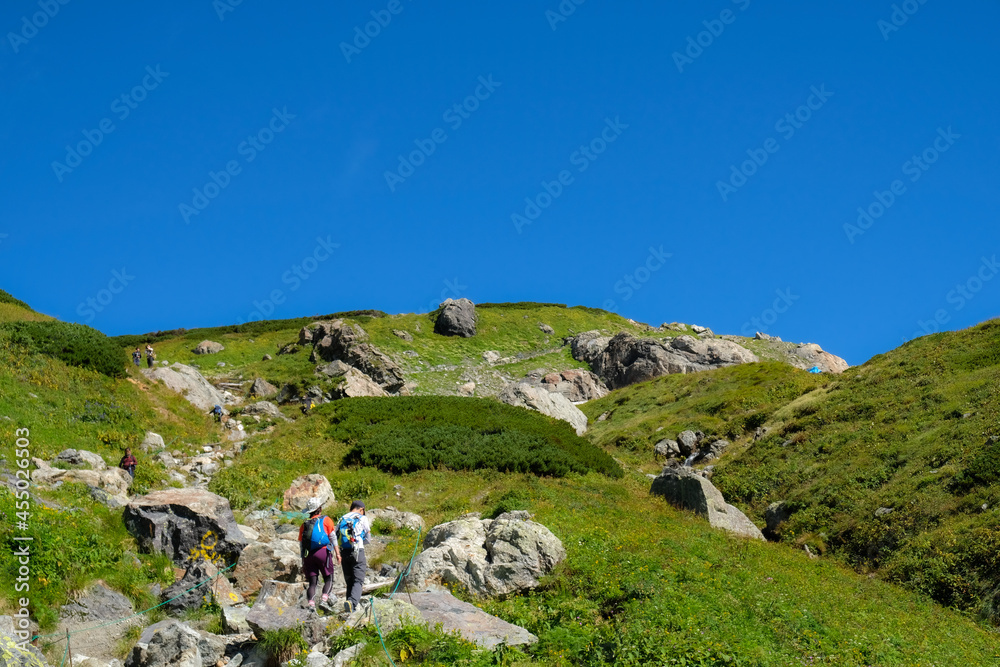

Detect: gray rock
593,334,758,390
434,298,477,338
55,449,106,470
234,542,308,597
309,320,405,392
248,378,278,398
875,507,894,517
342,599,421,635
392,329,413,342
278,344,300,356
123,488,248,566
241,401,291,422
221,606,250,635
90,487,127,508
31,458,131,504
126,621,203,667
0,616,46,667
61,583,132,622
141,363,234,412
140,432,165,453
329,368,388,399
262,354,272,361
245,581,327,645
498,382,588,435
698,439,730,462
764,501,791,539
676,431,698,455
330,645,365,667
406,515,566,597
406,591,537,649
754,332,782,342
482,351,502,365
538,323,554,335
162,559,243,612
298,327,314,346
282,473,333,512
367,507,425,532
568,331,612,365
791,343,849,374
534,369,608,402
650,467,764,540
316,360,352,377
654,439,680,459
193,341,225,355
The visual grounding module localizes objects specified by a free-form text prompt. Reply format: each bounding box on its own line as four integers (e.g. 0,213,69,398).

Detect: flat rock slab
406,591,537,649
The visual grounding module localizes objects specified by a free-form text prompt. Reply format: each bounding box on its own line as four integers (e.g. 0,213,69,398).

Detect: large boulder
60,582,133,622
407,591,538,649
142,363,235,412
308,320,405,392
245,581,327,645
241,401,291,422
192,341,224,355
405,515,566,597
0,616,48,667
367,507,425,532
140,432,165,453
54,449,106,470
282,474,333,512
535,369,608,402
791,343,849,374
650,467,764,540
233,541,307,597
162,559,243,611
567,331,612,365
329,368,389,399
341,599,421,635
593,334,758,390
31,458,131,504
125,621,204,667
498,382,588,435
248,378,278,398
434,298,477,338
122,488,248,566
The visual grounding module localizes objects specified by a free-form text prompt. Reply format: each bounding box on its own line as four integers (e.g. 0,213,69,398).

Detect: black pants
341,548,366,611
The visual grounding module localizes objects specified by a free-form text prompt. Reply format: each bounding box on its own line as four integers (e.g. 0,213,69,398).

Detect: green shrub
0,321,126,378
332,397,621,478
258,628,307,667
0,289,34,311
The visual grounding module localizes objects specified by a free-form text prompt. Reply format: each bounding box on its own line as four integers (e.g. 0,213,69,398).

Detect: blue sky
1,1,998,366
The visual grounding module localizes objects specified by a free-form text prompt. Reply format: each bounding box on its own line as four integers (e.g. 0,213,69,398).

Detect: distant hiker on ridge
208,404,223,422
299,496,340,613
119,447,137,479
337,499,372,613
145,344,155,368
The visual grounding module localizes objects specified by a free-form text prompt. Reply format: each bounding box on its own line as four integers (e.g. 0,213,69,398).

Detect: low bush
332,397,621,478
0,321,126,378
0,289,34,311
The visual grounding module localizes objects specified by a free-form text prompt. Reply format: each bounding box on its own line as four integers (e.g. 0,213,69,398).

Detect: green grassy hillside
0,289,53,323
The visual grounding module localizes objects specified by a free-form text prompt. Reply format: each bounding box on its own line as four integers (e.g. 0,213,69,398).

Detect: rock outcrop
233,541,306,597
650,467,764,540
123,488,248,566
790,343,849,374
305,320,405,392
498,382,588,435
140,432,165,452
532,369,608,402
590,334,758,389
0,615,47,667
367,507,425,532
434,298,477,338
248,378,278,398
405,514,566,597
240,401,291,422
568,331,612,365
407,591,538,649
329,368,389,399
192,341,224,355
125,621,223,667
32,458,131,505
282,474,333,512
142,363,236,411
245,581,327,645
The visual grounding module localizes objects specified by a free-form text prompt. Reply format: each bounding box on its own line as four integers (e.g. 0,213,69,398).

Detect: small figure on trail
299,497,340,613
301,398,315,415
208,404,223,421
119,447,137,479
145,345,156,368
132,348,142,367
337,500,372,613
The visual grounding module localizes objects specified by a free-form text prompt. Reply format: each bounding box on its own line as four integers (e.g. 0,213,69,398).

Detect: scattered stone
755,332,782,342
140,432,165,452
248,378,278,398
458,382,476,396
309,320,405,392
697,439,730,462
316,360,352,377
241,401,291,422
875,507,894,517
406,514,566,597
282,474,333,512
791,343,849,374
650,467,764,540
367,507,425,532
32,458,131,505
406,591,538,649
482,350,501,365
567,331,613,365
221,606,250,635
123,488,248,566
434,298,477,338
764,501,792,539
193,341,225,355
217,362,226,368
676,431,698,455
330,645,365,667
392,329,413,342
277,344,300,356
125,621,207,667
342,599,421,635
654,439,680,459
597,412,609,422
538,323,554,335
262,354,272,361
55,449,106,470
498,382,588,435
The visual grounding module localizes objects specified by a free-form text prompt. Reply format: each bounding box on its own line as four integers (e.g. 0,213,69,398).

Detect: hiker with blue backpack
299,497,340,613
337,500,371,613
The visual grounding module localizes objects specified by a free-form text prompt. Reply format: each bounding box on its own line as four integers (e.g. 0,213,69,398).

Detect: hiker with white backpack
336,500,372,613
298,497,340,613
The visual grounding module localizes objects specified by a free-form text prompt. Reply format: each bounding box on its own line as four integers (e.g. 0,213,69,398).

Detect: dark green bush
331,397,622,478
950,438,1000,492
0,321,126,378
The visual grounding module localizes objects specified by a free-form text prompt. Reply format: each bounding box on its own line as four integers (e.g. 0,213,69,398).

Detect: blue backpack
337,513,364,551
303,516,330,554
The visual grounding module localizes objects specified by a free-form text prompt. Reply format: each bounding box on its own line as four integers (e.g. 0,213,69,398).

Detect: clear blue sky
2,1,998,366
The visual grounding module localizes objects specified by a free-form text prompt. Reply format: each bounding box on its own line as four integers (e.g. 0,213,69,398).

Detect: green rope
57,636,68,667
32,562,237,646
371,527,422,667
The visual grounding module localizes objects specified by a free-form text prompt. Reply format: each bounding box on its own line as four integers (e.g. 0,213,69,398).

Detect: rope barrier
32,562,237,649
370,526,422,667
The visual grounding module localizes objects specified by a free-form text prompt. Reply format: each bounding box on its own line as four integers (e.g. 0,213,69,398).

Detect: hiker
145,345,155,368
299,497,340,613
337,500,372,613
132,348,142,367
301,398,315,415
208,404,223,421
119,447,137,479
